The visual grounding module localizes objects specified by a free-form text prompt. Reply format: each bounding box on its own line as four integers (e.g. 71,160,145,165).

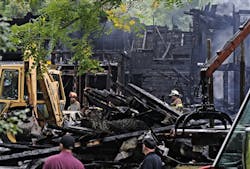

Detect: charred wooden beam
0,143,34,150
87,125,174,143
0,146,59,165
0,142,51,151
47,124,98,135
128,83,181,118
85,88,127,106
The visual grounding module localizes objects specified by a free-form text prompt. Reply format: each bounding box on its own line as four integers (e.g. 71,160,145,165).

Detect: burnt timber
1,3,249,115
0,2,250,169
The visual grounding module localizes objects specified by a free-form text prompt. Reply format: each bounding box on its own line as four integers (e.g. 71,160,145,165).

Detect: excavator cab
0,69,19,100
0,63,25,115
0,59,65,133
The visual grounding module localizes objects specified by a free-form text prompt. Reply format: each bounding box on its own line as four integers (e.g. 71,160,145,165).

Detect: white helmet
169,89,180,97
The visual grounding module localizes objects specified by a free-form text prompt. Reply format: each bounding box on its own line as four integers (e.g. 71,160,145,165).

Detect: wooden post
84,73,89,107
207,39,214,104
240,42,245,104
117,53,125,94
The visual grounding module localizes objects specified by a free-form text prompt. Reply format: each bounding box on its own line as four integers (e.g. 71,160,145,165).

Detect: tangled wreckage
2,4,250,169
0,81,232,168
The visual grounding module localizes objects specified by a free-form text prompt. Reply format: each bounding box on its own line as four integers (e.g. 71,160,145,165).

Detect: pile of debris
82,83,181,131
0,83,232,169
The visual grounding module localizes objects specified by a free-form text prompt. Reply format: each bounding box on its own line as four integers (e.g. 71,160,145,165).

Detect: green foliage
10,0,123,74
4,0,194,74
124,0,204,30
0,109,27,135
0,17,16,52
0,0,30,17
106,0,193,30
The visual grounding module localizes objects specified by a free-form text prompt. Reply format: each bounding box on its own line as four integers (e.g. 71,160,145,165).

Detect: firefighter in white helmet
169,89,183,112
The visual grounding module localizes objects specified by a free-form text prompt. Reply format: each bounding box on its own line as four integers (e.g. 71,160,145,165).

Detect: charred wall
129,27,194,104
111,3,250,114
89,5,250,113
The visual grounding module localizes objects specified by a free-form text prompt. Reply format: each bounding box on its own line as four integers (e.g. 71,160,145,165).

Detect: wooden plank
0,146,59,163
128,83,181,117
93,125,174,143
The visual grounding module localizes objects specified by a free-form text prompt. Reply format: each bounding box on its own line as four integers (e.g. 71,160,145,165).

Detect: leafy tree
4,0,193,74
0,0,30,17
106,0,193,30
10,0,123,74
1,0,198,78
0,8,23,136
0,109,27,135
0,17,15,52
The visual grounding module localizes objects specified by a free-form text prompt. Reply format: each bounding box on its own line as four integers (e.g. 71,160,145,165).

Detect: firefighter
169,89,183,112
67,92,81,111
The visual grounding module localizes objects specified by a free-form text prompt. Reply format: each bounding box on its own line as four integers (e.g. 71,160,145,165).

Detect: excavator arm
200,19,250,104
176,21,250,134
24,57,63,127
203,19,250,77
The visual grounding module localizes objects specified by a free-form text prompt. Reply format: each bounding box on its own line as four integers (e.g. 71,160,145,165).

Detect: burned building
50,3,250,115
0,2,249,114
187,3,250,114
1,3,250,169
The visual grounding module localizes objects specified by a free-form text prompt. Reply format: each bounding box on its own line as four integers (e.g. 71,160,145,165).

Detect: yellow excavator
0,57,66,142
